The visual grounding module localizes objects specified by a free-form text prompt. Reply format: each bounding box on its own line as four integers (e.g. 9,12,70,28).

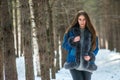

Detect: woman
62,10,99,80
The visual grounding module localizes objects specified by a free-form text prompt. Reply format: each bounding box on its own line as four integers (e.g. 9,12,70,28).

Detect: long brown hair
65,10,96,50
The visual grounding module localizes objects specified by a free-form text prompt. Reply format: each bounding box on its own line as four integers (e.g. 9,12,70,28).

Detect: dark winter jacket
62,25,99,69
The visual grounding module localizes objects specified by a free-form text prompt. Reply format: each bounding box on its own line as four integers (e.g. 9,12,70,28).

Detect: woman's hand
84,56,91,61
73,36,80,42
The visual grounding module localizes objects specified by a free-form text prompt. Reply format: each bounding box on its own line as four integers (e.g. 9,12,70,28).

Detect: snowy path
55,49,120,80
17,49,120,80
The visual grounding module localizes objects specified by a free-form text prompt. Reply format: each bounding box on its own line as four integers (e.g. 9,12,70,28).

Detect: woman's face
78,15,86,29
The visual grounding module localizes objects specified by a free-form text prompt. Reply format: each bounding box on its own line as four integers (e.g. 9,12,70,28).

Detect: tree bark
32,0,50,80
0,26,4,80
1,0,18,80
19,0,35,80
46,0,56,78
13,0,19,57
0,1,4,79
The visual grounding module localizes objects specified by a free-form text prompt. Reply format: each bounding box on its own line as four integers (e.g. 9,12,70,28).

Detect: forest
0,0,120,80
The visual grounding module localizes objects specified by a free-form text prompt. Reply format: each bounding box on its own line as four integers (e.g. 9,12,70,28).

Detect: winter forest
0,0,120,80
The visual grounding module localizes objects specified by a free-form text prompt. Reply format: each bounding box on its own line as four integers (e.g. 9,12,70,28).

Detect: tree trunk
13,0,19,57
1,0,18,80
55,34,60,72
0,2,4,79
116,0,120,52
32,0,50,80
46,0,56,78
113,1,120,52
19,0,35,80
0,32,4,80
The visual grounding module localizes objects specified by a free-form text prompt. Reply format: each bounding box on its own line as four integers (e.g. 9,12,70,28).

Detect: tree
0,1,4,79
46,0,56,78
19,0,35,80
32,0,50,80
1,0,18,80
0,29,4,80
12,0,19,57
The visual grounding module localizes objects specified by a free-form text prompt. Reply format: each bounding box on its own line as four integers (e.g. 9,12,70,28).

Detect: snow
16,49,120,80
16,57,25,80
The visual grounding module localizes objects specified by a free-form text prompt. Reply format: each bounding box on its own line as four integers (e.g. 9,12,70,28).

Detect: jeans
70,69,92,80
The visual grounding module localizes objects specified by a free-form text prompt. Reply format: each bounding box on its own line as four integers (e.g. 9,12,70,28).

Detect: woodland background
0,0,120,80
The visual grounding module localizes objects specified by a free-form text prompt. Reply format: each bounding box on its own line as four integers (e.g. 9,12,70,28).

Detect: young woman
62,10,99,80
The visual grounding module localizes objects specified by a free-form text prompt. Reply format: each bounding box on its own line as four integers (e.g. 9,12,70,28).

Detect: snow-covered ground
16,49,120,80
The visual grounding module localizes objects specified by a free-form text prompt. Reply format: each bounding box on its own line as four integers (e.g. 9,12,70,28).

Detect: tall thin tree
46,0,56,78
1,0,18,80
12,0,19,57
0,1,4,79
32,0,50,80
19,0,35,80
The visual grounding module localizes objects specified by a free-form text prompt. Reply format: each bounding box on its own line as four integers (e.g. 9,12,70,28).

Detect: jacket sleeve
62,34,72,51
93,36,99,56
62,31,76,51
